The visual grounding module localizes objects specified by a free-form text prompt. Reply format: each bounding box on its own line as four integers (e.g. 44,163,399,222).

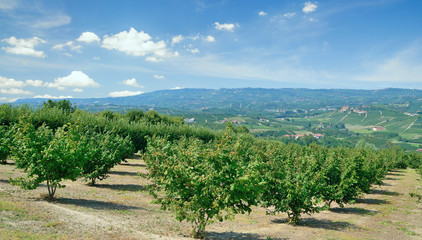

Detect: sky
1,0,422,102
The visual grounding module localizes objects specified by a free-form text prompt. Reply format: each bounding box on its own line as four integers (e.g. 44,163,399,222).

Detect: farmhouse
372,126,385,131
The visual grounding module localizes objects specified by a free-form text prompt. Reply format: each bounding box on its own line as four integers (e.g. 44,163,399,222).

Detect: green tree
0,125,12,164
143,133,263,238
11,122,84,199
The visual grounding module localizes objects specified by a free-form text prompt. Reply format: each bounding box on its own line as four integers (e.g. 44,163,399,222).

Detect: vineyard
1,101,422,239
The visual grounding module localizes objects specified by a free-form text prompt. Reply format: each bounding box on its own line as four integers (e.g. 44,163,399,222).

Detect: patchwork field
1,157,422,240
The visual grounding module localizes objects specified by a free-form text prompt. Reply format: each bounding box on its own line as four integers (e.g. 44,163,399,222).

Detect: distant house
184,118,195,123
372,126,385,131
312,133,324,139
340,105,349,112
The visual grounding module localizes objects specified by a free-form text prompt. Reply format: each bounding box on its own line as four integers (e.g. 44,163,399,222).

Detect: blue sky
1,0,422,102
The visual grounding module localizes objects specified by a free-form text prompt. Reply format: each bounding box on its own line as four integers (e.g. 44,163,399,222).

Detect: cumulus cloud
102,27,177,62
53,41,82,52
122,78,143,88
259,11,267,16
284,12,296,18
26,79,44,87
0,88,32,95
77,32,100,43
45,71,99,89
153,74,165,79
204,35,215,42
0,97,18,103
0,75,25,88
172,35,183,45
109,90,143,97
1,36,46,57
303,1,318,13
171,86,183,90
33,13,71,29
188,48,200,54
214,22,238,32
72,88,83,92
33,94,73,99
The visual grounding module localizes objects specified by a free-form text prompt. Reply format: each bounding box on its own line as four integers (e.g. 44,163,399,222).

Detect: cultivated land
1,156,422,240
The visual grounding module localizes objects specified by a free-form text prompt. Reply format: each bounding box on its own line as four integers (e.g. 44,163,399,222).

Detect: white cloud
109,90,143,97
33,13,71,29
0,75,25,88
303,2,318,13
122,78,143,88
102,27,177,62
26,79,44,87
172,35,184,45
153,74,165,79
284,12,296,18
45,71,99,89
93,56,100,60
189,48,200,54
0,88,32,95
259,11,267,16
145,56,163,62
33,94,73,99
1,36,46,57
0,97,18,103
214,22,238,32
53,41,82,52
171,86,183,90
204,35,215,42
190,34,200,41
77,32,100,43
72,88,83,92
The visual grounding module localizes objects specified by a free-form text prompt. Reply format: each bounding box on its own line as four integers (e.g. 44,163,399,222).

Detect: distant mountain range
15,88,422,111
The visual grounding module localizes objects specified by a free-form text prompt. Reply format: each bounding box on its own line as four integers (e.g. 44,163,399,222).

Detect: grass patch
0,228,63,240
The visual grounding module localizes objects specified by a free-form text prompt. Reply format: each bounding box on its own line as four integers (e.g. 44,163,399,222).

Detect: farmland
1,156,422,239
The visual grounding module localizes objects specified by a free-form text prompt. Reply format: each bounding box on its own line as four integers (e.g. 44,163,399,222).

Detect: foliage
143,133,263,238
80,127,134,185
43,99,76,114
0,125,12,164
10,122,84,199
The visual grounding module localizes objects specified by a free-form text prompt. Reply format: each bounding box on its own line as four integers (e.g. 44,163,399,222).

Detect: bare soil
1,156,421,240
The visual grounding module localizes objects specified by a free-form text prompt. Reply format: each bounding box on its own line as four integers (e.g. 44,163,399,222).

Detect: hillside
15,88,422,112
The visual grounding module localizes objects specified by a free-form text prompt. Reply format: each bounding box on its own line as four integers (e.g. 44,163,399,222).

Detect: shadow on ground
329,207,379,215
271,217,360,231
207,231,286,240
55,197,143,211
119,163,146,168
371,189,401,196
355,198,389,205
93,183,146,192
109,170,140,176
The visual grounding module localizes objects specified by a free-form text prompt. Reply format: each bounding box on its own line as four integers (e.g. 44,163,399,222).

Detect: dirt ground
1,155,421,240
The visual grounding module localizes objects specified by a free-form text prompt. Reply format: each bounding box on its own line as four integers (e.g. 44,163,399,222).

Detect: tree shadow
0,161,15,165
0,179,10,184
371,189,401,196
109,170,140,176
355,198,389,205
93,183,146,192
383,177,398,181
55,197,143,211
387,173,404,176
207,231,286,240
271,218,360,231
329,207,379,215
381,182,392,186
120,162,146,168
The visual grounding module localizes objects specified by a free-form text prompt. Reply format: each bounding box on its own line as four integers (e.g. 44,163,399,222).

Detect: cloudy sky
1,0,422,102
